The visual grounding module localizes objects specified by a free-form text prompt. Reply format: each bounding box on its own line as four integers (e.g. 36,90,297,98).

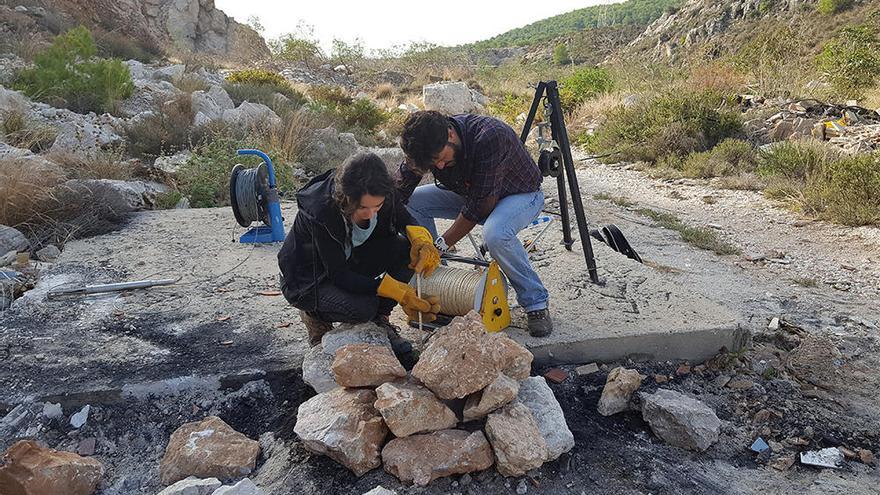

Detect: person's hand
402,295,440,323
406,226,440,277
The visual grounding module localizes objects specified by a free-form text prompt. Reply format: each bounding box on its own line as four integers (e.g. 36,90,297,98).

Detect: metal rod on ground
47,279,178,299
466,233,486,262
416,273,423,332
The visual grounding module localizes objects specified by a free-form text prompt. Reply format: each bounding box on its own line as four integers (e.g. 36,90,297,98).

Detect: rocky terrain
2,0,880,493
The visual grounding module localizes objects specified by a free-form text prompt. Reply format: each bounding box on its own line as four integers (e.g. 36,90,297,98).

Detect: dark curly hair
400,110,450,172
333,151,394,217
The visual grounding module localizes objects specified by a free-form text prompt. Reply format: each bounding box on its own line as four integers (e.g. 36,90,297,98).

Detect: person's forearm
441,214,478,248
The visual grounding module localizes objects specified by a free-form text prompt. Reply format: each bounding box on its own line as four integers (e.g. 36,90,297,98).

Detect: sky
215,0,619,54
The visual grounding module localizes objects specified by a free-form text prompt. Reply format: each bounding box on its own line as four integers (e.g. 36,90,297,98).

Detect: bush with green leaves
340,98,388,133
816,0,853,15
816,25,880,97
178,133,297,208
559,67,613,110
14,26,133,115
757,141,879,225
589,90,741,164
488,93,532,125
269,22,323,66
553,44,571,65
681,139,757,178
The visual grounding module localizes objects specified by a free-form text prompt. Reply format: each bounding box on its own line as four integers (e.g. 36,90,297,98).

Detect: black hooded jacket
277,168,417,308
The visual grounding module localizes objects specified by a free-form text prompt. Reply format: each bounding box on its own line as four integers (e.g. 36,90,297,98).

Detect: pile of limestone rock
294,311,574,486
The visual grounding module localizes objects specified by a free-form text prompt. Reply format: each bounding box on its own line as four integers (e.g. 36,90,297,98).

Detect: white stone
301,345,337,393
42,402,63,419
70,405,90,428
516,377,574,461
35,245,60,262
362,487,397,495
422,82,487,115
211,478,263,495
157,476,222,495
154,151,192,175
640,389,721,452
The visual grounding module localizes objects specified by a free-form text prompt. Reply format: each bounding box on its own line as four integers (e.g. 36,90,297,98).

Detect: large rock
0,440,103,495
597,367,642,416
381,430,494,486
191,86,235,125
412,312,504,400
0,225,29,254
57,179,169,211
365,146,405,176
0,144,65,178
497,335,533,380
153,150,192,175
463,373,519,421
0,86,30,113
212,478,263,495
301,126,360,172
516,377,574,461
331,343,406,388
49,114,124,157
222,102,281,129
423,82,486,115
640,389,721,452
301,344,337,394
484,403,548,477
294,388,387,476
374,382,457,437
321,322,391,355
119,79,180,117
157,476,222,495
159,416,260,485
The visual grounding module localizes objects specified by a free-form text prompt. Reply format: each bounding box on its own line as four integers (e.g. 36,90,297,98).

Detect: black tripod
520,80,600,285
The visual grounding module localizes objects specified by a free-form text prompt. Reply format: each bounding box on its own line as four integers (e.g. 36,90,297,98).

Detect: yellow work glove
405,225,440,277
377,275,441,322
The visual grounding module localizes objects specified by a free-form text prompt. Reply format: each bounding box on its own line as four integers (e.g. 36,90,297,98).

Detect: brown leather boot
299,310,333,346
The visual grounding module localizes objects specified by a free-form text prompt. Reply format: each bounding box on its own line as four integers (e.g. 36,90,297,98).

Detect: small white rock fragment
70,405,90,429
42,402,63,419
157,476,222,495
575,363,599,376
211,478,264,495
800,448,844,469
768,317,780,331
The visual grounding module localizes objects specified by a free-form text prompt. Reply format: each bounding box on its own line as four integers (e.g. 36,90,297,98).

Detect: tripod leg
546,81,600,284
519,82,546,144
556,171,573,250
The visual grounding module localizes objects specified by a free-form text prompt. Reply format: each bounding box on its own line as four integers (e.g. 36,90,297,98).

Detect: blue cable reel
229,149,285,243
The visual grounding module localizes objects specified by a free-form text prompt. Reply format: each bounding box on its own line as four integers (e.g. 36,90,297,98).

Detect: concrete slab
2,195,746,405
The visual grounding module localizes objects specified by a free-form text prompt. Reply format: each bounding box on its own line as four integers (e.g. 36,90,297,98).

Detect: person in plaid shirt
395,111,553,336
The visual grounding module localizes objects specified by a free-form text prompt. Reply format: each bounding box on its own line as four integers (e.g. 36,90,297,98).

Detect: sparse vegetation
14,26,133,115
636,207,740,255
816,24,880,97
553,44,571,65
125,93,199,159
817,0,853,15
226,69,288,87
594,193,635,208
680,139,757,178
559,67,614,110
758,141,880,226
1,110,57,152
588,90,741,165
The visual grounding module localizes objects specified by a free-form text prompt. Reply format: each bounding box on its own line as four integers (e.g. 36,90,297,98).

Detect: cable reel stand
229,149,285,243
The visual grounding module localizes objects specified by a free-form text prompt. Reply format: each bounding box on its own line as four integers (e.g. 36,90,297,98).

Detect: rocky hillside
0,0,268,63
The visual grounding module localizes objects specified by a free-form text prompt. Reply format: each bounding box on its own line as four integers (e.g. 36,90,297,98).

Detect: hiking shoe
373,315,417,368
527,308,553,337
299,310,333,347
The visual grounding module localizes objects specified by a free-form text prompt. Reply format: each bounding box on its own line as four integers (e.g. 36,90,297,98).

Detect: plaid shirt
395,114,542,222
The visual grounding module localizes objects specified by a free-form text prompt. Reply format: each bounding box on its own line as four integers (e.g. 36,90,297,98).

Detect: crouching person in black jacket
277,151,440,358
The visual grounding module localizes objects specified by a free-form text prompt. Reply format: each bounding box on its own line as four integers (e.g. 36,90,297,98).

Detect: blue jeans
407,185,549,312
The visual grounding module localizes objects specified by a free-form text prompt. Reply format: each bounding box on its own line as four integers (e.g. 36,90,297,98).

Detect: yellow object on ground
378,274,439,322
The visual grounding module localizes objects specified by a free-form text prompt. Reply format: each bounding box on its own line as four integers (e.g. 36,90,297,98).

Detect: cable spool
417,265,485,316
230,163,271,227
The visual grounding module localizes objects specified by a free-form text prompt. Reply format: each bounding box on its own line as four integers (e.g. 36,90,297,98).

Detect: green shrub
178,133,298,208
340,98,388,133
757,141,880,225
817,25,880,97
309,85,353,108
125,93,198,159
487,93,532,125
681,139,757,178
811,153,880,225
269,23,323,66
589,90,741,164
14,26,134,115
553,44,571,65
817,0,853,15
559,67,613,110
226,69,287,87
